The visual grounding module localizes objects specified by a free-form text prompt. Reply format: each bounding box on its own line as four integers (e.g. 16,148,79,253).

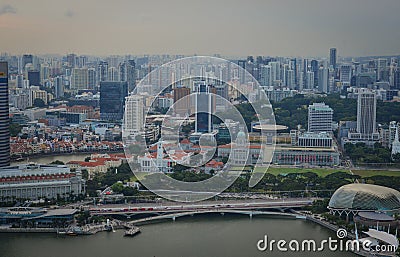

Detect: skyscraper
173,86,191,116
259,64,272,87
54,76,64,98
87,68,96,89
28,70,40,86
330,48,337,69
71,68,88,90
357,91,376,136
318,60,329,93
194,81,216,133
100,81,128,121
127,60,136,93
377,58,388,81
308,103,333,133
123,95,144,136
340,64,352,85
310,60,319,87
0,62,10,167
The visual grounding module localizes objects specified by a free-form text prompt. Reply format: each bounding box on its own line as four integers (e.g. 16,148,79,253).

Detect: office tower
377,58,388,81
330,48,337,69
194,81,216,133
269,61,280,82
77,56,87,68
22,54,33,71
259,64,272,87
87,68,96,89
107,67,119,82
340,64,352,85
237,60,246,84
127,60,136,93
100,81,128,121
71,68,88,90
98,61,108,83
40,64,49,84
119,62,127,82
67,53,77,68
393,68,400,89
54,76,64,98
173,86,191,116
310,60,319,87
318,60,329,93
123,95,144,135
16,74,24,88
289,58,297,86
306,71,314,89
308,103,333,133
357,91,376,136
392,126,400,156
27,70,40,86
286,70,295,89
0,62,10,167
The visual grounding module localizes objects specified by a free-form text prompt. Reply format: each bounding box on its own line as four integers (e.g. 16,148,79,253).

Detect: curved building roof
329,184,400,212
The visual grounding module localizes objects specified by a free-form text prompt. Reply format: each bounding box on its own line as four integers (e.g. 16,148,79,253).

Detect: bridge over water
88,198,314,219
126,209,306,225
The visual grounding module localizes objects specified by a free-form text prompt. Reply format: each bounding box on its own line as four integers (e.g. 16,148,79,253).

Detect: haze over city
1,0,400,57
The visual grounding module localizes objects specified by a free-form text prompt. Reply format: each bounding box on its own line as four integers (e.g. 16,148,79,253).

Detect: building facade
308,103,333,133
0,62,10,167
0,164,85,200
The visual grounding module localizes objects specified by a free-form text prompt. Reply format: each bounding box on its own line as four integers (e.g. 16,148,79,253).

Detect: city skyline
1,0,400,57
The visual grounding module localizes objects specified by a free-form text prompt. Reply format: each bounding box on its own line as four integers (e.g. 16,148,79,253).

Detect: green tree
50,160,65,165
33,98,46,107
111,182,124,193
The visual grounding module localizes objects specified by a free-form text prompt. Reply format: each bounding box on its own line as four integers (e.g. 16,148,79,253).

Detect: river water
0,215,356,257
7,154,356,256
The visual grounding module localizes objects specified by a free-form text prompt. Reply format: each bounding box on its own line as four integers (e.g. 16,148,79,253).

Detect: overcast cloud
0,0,399,57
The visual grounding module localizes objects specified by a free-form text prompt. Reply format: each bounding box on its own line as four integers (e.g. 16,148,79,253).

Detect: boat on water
124,227,141,237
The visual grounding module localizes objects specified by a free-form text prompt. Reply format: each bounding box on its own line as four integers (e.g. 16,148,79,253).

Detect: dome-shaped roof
237,130,246,139
329,184,400,211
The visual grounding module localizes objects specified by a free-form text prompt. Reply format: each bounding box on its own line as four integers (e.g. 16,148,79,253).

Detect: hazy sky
1,0,400,57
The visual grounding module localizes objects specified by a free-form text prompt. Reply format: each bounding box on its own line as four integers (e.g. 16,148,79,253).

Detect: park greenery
225,94,400,131
344,142,400,164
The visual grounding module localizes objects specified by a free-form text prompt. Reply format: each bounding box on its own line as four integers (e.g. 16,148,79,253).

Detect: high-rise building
100,81,128,121
318,60,329,93
127,60,136,93
357,90,377,136
107,67,119,82
0,62,10,167
340,64,352,85
392,126,400,156
308,103,333,133
27,70,40,86
173,86,191,116
377,58,388,82
71,68,88,90
194,81,216,133
16,74,24,88
22,54,33,71
87,68,96,89
54,76,64,98
123,95,144,137
66,53,77,68
259,64,272,87
330,48,337,69
237,60,246,84
310,60,319,87
98,61,108,83
306,71,314,90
